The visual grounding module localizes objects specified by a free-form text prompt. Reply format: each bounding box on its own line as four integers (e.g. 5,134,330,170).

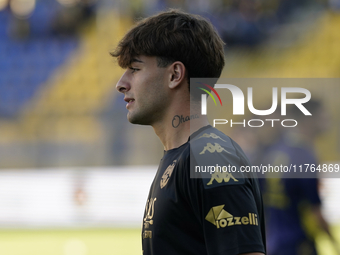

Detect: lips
124,97,135,109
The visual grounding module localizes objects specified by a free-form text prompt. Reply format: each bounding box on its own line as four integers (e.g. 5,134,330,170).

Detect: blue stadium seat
0,1,80,117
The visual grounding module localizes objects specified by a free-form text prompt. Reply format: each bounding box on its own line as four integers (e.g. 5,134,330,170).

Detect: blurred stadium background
0,0,339,254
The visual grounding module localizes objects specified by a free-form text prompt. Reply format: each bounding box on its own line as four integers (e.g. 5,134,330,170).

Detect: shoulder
190,126,250,167
189,126,254,189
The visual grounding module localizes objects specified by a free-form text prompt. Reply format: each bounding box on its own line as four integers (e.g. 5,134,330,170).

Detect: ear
168,61,186,89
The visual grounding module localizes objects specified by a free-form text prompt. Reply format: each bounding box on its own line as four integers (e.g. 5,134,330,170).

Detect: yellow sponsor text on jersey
143,230,152,239
205,205,258,229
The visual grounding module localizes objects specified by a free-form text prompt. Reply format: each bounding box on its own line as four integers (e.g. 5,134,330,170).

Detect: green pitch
0,226,339,255
0,228,141,255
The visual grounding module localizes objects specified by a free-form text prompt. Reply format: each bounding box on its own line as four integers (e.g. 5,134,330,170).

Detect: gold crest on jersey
160,160,177,189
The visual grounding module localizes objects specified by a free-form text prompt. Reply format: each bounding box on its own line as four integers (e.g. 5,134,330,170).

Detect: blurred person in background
112,9,266,255
260,99,340,255
51,0,98,36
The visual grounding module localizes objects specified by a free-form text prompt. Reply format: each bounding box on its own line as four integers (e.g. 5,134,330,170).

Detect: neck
152,103,209,151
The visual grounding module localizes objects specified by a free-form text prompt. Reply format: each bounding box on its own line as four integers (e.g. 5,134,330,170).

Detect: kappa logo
199,143,231,155
198,133,226,142
207,171,238,185
160,160,177,189
205,205,258,229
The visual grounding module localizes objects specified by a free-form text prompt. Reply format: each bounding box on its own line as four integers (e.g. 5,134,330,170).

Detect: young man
112,9,266,255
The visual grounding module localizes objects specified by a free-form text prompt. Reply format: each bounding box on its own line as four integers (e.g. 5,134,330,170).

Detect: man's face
116,56,170,125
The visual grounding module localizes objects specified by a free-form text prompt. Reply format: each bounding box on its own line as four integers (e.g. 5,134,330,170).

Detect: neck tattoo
172,114,199,128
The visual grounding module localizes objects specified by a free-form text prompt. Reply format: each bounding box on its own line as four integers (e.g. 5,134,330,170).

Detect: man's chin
127,113,150,126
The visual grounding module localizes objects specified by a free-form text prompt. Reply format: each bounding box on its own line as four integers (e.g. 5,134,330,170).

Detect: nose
116,71,130,93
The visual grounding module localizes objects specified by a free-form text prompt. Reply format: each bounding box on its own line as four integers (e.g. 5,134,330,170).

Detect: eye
129,67,140,73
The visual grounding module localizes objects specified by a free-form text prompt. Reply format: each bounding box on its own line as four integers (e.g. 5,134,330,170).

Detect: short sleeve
180,131,266,255
199,179,266,255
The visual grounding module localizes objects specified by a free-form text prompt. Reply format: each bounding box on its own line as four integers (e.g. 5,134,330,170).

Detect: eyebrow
131,58,144,63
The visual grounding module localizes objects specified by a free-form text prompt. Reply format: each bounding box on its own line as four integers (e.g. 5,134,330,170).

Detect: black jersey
142,125,266,255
